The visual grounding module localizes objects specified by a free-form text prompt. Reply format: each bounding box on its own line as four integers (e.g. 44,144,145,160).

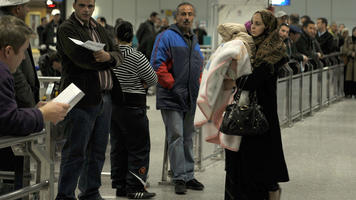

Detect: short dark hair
48,52,61,65
303,20,315,28
97,16,106,24
41,17,47,23
115,18,123,26
0,15,34,54
289,14,299,24
317,17,328,26
279,23,290,29
301,15,311,21
150,12,158,18
176,2,195,17
116,21,133,43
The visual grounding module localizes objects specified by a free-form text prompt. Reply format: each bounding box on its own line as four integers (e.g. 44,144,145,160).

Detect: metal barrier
0,76,61,200
0,131,52,200
277,53,344,126
159,53,345,183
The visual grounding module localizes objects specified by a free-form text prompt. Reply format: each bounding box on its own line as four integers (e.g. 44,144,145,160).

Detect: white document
53,83,85,113
69,37,105,51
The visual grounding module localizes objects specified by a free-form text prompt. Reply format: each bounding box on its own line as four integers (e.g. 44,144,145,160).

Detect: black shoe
116,187,127,197
174,180,187,195
127,189,156,199
186,178,204,190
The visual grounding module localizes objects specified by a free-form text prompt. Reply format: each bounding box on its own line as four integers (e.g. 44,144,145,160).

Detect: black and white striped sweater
113,45,157,95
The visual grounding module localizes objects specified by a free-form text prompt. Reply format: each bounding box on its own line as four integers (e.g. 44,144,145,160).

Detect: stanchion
159,134,170,185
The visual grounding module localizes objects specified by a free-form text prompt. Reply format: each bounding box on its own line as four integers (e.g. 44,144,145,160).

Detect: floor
51,97,356,200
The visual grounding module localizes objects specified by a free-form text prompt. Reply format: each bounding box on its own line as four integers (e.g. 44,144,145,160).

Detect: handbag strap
233,76,248,102
233,76,258,105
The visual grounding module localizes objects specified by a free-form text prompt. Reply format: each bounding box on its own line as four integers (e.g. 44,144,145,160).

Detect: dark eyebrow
78,3,94,7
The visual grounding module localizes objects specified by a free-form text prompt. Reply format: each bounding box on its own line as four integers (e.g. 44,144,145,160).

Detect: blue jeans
161,109,195,182
56,94,112,200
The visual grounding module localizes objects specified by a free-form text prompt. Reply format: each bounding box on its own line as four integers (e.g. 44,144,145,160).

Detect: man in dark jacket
37,17,47,51
193,22,207,45
97,16,115,41
151,2,204,195
55,0,123,199
0,0,41,193
136,12,158,59
316,17,337,55
279,23,308,73
41,9,62,53
295,20,323,68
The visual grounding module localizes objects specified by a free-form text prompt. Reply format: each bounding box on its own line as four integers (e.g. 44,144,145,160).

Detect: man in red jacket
151,2,204,195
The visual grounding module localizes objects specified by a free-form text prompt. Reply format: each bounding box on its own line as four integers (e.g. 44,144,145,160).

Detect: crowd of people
276,12,356,97
272,12,355,80
1,0,356,200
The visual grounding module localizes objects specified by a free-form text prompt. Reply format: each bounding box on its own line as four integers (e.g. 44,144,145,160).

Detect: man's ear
4,46,13,58
15,5,21,16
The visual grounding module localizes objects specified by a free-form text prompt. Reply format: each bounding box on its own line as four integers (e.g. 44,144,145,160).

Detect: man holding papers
55,0,123,199
0,16,69,136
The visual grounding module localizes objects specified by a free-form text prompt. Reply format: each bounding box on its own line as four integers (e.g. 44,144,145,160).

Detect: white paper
53,83,85,113
69,37,105,51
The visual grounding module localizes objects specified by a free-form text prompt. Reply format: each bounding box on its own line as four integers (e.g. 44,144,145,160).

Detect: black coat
37,25,45,45
316,31,337,55
42,20,60,47
57,13,123,107
227,59,290,195
136,20,156,59
285,39,304,62
295,30,323,58
13,44,40,108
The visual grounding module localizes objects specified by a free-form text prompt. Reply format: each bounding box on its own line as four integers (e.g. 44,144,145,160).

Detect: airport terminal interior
1,0,356,199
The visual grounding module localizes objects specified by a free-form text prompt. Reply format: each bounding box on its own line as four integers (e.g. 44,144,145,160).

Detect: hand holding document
53,83,85,113
69,37,105,51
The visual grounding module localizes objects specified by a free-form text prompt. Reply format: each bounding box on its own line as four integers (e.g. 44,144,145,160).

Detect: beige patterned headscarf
251,9,288,70
217,23,256,58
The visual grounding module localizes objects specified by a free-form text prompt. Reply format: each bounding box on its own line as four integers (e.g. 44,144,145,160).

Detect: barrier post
285,64,293,127
309,63,314,115
299,62,304,120
195,128,204,172
159,135,169,185
318,66,323,108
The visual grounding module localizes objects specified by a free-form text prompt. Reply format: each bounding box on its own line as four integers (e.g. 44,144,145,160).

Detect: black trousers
110,105,151,192
225,150,271,200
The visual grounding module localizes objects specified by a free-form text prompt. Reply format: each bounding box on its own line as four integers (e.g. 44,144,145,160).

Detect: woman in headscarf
342,27,356,97
225,10,289,200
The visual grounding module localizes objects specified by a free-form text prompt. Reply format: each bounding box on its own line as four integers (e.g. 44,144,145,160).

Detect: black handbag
219,76,269,136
